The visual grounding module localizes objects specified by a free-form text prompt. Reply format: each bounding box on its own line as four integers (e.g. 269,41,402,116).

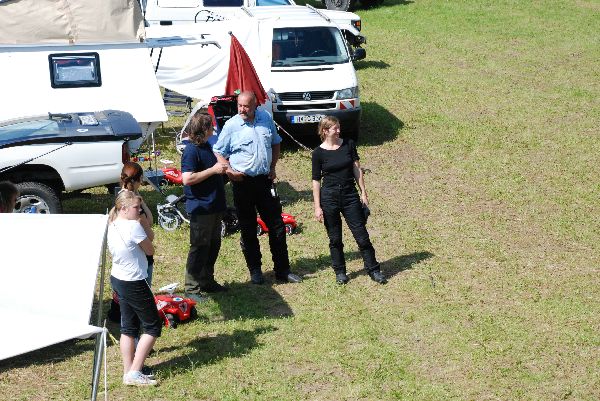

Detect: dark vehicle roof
0,110,142,149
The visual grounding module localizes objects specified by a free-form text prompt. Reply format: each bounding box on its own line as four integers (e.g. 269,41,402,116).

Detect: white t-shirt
107,219,149,281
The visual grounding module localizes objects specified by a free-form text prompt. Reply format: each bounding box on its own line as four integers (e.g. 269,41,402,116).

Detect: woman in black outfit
311,116,387,285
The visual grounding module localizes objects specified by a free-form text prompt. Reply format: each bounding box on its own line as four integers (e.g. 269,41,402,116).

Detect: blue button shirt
213,108,282,177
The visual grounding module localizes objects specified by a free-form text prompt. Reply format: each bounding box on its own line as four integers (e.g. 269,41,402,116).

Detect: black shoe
368,270,388,284
141,365,155,379
250,271,265,285
335,273,349,285
201,282,228,293
276,272,303,283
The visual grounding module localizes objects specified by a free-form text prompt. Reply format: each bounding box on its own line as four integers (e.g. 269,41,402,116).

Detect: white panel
0,214,108,360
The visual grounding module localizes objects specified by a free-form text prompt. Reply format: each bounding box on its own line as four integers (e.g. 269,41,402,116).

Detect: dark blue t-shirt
181,142,226,215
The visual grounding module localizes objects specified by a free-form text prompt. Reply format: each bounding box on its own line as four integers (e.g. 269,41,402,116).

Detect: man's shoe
276,272,303,283
201,282,228,293
335,273,349,285
250,271,265,285
185,293,207,303
368,270,388,284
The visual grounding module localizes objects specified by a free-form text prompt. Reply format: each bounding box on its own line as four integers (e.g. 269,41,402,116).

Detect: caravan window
49,53,102,88
272,27,349,67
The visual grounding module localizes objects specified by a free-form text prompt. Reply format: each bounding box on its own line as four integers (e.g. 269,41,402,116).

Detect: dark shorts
110,275,162,338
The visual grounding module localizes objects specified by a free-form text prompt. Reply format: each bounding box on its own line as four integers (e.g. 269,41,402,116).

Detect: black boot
368,269,387,284
334,267,349,285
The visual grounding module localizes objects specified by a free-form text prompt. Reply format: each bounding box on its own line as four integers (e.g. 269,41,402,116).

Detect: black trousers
110,276,162,338
185,212,223,293
232,175,290,276
320,183,379,274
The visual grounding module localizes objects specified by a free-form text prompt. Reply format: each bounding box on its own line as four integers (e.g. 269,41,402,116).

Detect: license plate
291,115,322,124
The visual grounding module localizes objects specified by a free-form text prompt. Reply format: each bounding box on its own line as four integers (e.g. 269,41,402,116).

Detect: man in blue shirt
213,91,302,284
182,112,229,301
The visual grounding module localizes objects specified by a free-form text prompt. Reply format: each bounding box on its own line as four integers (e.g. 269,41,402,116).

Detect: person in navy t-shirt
181,112,229,301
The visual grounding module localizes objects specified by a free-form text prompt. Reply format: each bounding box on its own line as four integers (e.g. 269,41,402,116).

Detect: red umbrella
225,32,268,105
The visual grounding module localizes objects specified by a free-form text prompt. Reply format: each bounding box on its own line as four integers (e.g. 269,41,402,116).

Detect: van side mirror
351,48,366,61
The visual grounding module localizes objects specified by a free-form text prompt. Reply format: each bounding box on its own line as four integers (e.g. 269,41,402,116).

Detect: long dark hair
0,181,18,213
120,161,144,191
184,112,213,145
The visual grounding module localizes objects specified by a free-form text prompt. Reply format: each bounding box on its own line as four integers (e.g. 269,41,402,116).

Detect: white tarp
0,0,145,45
147,19,274,103
0,214,108,361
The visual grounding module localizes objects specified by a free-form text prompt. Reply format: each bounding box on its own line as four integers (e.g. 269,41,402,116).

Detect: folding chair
161,88,193,135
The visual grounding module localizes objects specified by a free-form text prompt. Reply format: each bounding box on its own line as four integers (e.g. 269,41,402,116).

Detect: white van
148,5,365,139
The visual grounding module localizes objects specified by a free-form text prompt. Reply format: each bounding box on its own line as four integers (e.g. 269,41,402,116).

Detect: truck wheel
324,0,355,11
14,182,62,214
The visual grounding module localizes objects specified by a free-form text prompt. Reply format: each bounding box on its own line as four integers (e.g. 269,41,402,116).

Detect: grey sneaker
185,293,207,304
123,370,157,386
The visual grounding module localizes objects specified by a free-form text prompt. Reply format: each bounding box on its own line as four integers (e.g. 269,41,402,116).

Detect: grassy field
2,0,600,399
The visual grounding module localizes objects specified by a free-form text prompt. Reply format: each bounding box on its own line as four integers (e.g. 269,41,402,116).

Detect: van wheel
323,0,355,11
14,182,62,214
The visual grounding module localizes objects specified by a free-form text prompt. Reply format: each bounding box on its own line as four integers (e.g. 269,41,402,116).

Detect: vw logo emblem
302,92,311,101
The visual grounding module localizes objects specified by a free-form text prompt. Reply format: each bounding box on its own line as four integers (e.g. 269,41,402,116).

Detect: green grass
2,0,600,399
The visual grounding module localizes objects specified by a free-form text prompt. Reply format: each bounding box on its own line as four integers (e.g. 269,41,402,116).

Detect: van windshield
272,27,349,67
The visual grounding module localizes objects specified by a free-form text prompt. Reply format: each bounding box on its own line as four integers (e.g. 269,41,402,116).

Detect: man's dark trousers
232,175,290,277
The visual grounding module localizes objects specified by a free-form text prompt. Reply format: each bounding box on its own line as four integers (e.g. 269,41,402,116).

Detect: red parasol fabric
225,33,268,105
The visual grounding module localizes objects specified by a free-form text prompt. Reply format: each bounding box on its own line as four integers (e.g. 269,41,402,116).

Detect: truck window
203,0,243,6
0,119,61,144
256,0,292,5
272,27,349,67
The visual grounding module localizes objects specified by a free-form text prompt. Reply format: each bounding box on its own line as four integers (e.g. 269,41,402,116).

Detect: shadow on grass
153,325,276,375
0,338,96,373
291,250,362,276
359,250,434,280
354,60,391,70
293,250,433,280
209,280,294,320
360,101,404,146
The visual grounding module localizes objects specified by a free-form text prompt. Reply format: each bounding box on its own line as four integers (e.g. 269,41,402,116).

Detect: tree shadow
353,60,391,70
152,325,276,375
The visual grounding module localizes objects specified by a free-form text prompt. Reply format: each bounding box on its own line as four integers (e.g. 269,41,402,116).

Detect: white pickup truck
0,111,143,214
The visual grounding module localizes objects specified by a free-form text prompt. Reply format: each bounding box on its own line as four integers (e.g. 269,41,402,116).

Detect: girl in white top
108,190,161,386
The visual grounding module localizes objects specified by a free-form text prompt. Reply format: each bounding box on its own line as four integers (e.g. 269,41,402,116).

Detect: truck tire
323,0,356,11
15,182,62,214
